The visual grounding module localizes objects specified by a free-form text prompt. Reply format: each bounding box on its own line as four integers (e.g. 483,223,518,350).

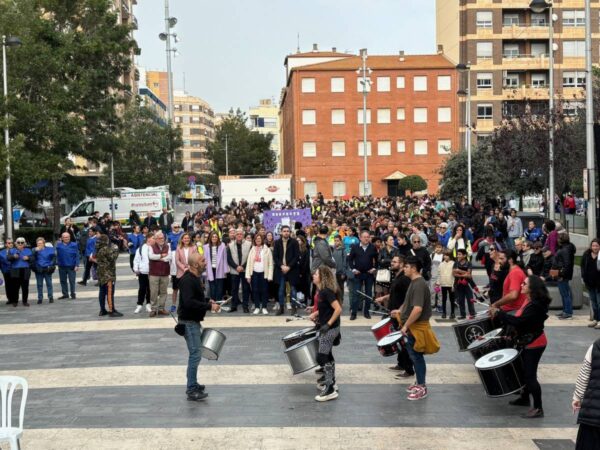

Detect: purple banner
263,208,312,236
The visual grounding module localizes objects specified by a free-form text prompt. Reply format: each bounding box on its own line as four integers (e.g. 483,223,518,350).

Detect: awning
383,170,407,181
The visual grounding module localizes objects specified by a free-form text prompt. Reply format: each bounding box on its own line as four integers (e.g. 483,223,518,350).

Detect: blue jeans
251,272,268,308
588,287,600,321
181,320,202,393
98,280,116,313
231,273,250,308
208,278,224,301
59,266,76,297
35,271,54,300
558,280,573,315
406,334,426,385
351,272,374,314
278,275,297,307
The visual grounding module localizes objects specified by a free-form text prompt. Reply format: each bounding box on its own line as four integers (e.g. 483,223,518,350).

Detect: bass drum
282,327,317,349
284,336,319,375
452,313,494,351
474,348,525,398
467,328,511,361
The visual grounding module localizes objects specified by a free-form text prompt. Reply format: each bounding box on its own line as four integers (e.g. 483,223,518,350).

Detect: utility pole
358,49,371,196
585,0,597,240
164,0,174,122
225,133,229,176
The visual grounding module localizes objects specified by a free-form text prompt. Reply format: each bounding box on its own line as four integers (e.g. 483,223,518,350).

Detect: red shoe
407,385,428,401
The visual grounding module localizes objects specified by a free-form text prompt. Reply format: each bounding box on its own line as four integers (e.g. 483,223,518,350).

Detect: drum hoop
475,349,520,370
284,336,318,353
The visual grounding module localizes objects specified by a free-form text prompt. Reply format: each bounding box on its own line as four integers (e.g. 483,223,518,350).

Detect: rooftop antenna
296,32,300,53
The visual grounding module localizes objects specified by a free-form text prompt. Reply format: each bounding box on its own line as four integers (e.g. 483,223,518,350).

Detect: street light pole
585,0,597,240
359,48,370,196
225,133,229,176
164,0,174,122
457,63,472,205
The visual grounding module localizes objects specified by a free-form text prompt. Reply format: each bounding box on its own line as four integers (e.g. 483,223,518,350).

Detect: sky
134,0,437,114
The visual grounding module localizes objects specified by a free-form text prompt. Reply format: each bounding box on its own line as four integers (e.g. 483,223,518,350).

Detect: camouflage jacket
96,239,119,285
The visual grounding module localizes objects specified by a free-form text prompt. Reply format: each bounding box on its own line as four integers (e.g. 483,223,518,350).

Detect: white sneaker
145,304,152,313
262,308,269,315
273,303,280,311
589,321,598,328
253,308,261,315
286,302,292,310
134,305,142,314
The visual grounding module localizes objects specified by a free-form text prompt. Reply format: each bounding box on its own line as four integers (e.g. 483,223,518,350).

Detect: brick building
280,48,459,199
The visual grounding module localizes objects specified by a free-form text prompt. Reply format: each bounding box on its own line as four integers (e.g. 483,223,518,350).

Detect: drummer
178,252,221,401
490,275,550,418
491,250,527,313
307,266,342,402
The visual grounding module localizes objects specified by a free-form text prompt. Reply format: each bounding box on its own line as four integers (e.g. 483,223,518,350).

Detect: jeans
59,266,76,297
558,280,573,315
455,284,475,317
208,278,224,301
351,272,374,314
589,287,600,321
278,275,296,307
251,272,268,308
231,273,250,308
405,334,426,385
99,280,116,313
35,271,54,300
182,320,202,393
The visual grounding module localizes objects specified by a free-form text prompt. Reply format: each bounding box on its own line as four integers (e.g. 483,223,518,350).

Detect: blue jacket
8,247,33,269
56,241,80,268
127,232,144,255
0,249,11,273
85,236,97,257
33,246,56,269
167,231,183,251
524,227,543,242
437,230,451,247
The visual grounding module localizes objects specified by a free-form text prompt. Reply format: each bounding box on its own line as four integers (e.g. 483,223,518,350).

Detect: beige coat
246,245,274,281
437,260,455,287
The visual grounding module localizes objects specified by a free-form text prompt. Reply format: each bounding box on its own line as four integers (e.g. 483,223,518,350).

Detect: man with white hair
148,231,172,317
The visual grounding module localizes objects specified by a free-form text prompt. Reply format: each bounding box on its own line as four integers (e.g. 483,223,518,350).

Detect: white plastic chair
0,376,28,450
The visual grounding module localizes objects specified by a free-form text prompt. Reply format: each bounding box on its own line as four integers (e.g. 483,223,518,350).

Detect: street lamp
529,0,556,219
2,35,21,240
357,49,372,196
584,0,597,240
457,63,472,205
158,0,177,122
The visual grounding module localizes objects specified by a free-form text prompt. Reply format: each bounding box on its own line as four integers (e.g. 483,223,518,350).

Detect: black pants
137,274,150,305
3,272,17,303
519,346,546,409
441,286,455,316
397,347,415,375
129,254,135,271
455,284,475,317
576,423,600,450
82,257,95,283
11,269,30,304
335,273,346,304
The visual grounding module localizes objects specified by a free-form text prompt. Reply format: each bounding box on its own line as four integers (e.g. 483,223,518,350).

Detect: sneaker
99,310,109,316
406,383,419,393
588,321,598,328
49,298,54,303
317,383,338,391
595,323,600,330
134,305,143,314
350,313,357,321
395,371,414,380
145,304,152,313
407,385,428,401
558,314,573,320
77,281,86,286
555,312,565,317
109,310,124,318
253,308,261,315
521,408,544,419
170,305,177,313
286,303,292,310
262,308,269,315
149,311,157,317
58,295,68,300
187,390,208,401
388,365,403,372
273,303,280,311
315,385,339,402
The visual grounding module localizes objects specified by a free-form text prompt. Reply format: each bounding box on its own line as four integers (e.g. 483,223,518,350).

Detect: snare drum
284,336,319,375
452,315,494,351
474,348,525,397
282,327,317,349
376,331,406,357
371,317,395,341
467,328,510,361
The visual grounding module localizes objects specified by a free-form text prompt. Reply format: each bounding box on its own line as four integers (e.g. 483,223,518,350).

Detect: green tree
398,175,427,194
206,109,276,176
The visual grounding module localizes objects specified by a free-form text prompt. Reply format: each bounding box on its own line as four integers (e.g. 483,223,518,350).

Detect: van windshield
72,201,94,217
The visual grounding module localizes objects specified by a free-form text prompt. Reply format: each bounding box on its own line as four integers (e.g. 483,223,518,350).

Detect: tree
206,109,276,176
398,175,427,194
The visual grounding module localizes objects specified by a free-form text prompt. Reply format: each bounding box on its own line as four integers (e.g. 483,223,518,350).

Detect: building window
437,75,451,91
377,108,391,124
414,140,428,155
503,43,520,57
477,42,493,60
331,109,345,125
302,110,316,125
331,141,346,157
503,13,520,26
477,73,493,89
174,116,182,123
531,73,547,88
190,128,202,135
414,107,428,123
191,117,201,123
331,77,345,93
357,109,371,124
563,101,583,116
377,76,391,92
477,104,493,119
359,181,372,196
191,151,203,159
413,76,427,91
190,140,202,148
438,139,452,155
396,76,405,88
531,12,547,27
174,104,182,111
476,11,493,28
397,108,406,121
438,107,451,123
301,78,316,93
563,41,585,57
358,141,372,156
332,181,346,197
304,182,317,198
563,71,586,87
191,105,201,111
531,43,547,57
504,72,520,87
397,140,406,153
378,141,392,156
357,77,371,92
563,10,585,27
303,142,316,157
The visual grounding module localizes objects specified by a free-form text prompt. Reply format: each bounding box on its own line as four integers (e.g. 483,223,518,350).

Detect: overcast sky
135,0,436,113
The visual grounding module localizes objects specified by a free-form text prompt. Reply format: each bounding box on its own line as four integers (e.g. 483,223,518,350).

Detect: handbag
376,268,391,283
549,268,560,279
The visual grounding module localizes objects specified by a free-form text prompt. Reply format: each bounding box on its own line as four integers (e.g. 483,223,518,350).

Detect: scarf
254,245,262,263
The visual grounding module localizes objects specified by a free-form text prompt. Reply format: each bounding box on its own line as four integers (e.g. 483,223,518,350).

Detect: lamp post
585,0,597,240
457,63,472,205
357,49,372,196
158,0,177,122
224,133,229,176
2,35,21,240
530,0,556,219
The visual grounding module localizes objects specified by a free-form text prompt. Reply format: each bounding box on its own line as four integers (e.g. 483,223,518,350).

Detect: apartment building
436,0,599,141
145,70,170,106
280,47,459,198
249,99,282,173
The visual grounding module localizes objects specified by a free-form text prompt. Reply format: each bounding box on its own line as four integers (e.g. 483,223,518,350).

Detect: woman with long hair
581,238,600,329
203,231,227,303
133,232,153,314
447,224,472,258
174,232,199,312
490,275,551,418
246,233,274,315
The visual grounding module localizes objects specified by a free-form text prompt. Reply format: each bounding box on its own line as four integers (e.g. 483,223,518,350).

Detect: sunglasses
412,240,421,243
16,242,25,245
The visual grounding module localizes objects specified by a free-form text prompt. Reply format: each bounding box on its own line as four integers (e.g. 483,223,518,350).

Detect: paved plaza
0,262,594,449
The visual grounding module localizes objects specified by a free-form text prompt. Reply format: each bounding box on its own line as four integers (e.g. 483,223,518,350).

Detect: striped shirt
573,344,593,402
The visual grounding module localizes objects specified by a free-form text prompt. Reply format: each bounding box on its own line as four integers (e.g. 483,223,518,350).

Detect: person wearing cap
56,232,80,300
8,238,33,307
95,234,122,317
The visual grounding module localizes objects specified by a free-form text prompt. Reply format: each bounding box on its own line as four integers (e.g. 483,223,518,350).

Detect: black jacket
348,243,378,273
581,249,600,289
177,271,210,322
552,242,576,281
495,299,548,347
273,237,299,285
410,247,432,281
388,271,411,311
579,338,600,427
526,252,545,277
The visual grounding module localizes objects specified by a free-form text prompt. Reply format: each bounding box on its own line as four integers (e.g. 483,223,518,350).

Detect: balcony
131,15,138,30
502,54,550,70
475,119,494,133
497,0,531,8
502,85,549,101
121,1,130,19
501,24,549,40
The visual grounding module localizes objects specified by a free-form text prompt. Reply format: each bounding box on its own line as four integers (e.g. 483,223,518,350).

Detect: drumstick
290,297,306,308
368,310,388,317
357,290,374,301
285,314,310,322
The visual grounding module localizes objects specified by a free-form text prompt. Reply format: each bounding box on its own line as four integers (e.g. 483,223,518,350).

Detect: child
452,248,475,319
436,251,456,319
430,243,444,313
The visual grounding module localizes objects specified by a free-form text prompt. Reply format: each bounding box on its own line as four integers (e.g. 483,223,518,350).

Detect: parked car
18,208,51,228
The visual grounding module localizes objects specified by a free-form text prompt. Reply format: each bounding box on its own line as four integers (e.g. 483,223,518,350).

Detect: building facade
436,0,599,142
249,99,282,173
145,70,170,107
280,49,459,199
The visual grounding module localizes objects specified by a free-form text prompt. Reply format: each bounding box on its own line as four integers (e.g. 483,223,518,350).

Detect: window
302,110,316,125
359,181,372,196
563,71,586,87
414,140,428,155
563,101,584,116
190,128,202,135
531,12,547,27
332,182,346,197
477,11,493,28
397,140,406,153
301,78,315,93
331,77,345,92
477,73,493,89
190,140,202,148
174,116,182,123
438,139,452,155
414,108,428,123
303,142,316,157
191,117,201,123
477,104,493,119
437,75,451,91
331,109,345,125
531,43,547,57
377,76,391,92
531,73,547,88
357,77,371,92
358,141,372,156
331,141,346,157
503,43,520,57
414,76,427,91
174,104,183,111
377,108,391,124
378,141,392,156
564,41,585,57
357,109,371,124
438,107,451,123
191,105,201,111
503,13,520,26
304,182,317,198
396,76,405,88
190,151,203,159
397,108,406,120
563,10,585,27
504,73,520,87
477,42,493,59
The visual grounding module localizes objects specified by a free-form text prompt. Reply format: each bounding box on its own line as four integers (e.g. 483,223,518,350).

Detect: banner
263,208,312,236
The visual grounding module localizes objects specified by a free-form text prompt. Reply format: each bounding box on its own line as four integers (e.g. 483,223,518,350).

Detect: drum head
377,331,403,346
466,328,503,351
475,348,519,369
282,327,314,341
371,317,391,331
284,336,318,353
